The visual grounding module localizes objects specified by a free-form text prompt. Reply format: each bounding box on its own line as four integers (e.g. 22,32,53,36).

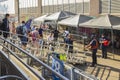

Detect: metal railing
0,75,23,80
0,30,99,80
0,31,69,80
73,68,98,80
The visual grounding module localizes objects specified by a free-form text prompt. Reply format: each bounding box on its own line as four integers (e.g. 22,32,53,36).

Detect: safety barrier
0,30,98,80
0,34,69,80
0,75,23,80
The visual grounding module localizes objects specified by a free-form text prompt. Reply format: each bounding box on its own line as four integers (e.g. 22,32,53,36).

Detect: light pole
17,0,20,23
108,0,111,14
62,0,64,11
68,0,70,12
75,0,76,13
82,0,84,14
57,0,59,11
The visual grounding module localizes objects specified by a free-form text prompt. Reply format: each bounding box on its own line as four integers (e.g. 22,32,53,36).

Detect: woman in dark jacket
2,14,10,38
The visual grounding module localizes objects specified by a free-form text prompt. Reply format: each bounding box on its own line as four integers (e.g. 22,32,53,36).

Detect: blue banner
25,19,32,30
52,57,64,80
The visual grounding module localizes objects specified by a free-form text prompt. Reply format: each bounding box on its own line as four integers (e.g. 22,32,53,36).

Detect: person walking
65,34,74,53
2,14,10,39
100,34,109,59
86,35,99,67
31,28,40,56
52,29,59,41
38,26,43,37
63,28,69,43
47,32,54,51
19,21,28,50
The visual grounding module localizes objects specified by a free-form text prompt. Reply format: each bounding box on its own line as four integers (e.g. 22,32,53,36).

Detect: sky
0,0,90,14
0,0,15,14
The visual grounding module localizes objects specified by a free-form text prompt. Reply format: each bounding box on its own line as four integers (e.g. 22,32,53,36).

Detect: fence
0,30,98,80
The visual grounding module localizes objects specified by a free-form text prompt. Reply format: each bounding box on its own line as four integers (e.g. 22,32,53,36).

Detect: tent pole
111,26,114,59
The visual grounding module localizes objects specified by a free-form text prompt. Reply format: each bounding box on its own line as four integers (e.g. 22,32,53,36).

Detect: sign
52,57,64,80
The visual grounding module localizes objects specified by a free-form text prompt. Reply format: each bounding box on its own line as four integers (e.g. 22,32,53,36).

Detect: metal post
108,0,111,14
111,26,114,59
62,0,64,11
17,0,20,23
75,0,77,13
57,0,59,11
44,0,45,14
68,0,70,12
52,0,54,13
48,0,50,14
82,0,84,14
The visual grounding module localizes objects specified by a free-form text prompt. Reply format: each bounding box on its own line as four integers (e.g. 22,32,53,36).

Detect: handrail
0,43,45,80
0,75,23,80
0,50,29,80
0,37,69,80
73,67,98,80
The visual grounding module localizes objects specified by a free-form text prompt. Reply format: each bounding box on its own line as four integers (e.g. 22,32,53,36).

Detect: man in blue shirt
86,35,98,67
38,26,43,36
100,34,109,59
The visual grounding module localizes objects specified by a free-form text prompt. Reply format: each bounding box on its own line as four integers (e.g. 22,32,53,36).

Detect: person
52,29,59,41
99,34,109,59
2,14,10,39
47,32,54,51
31,28,40,56
115,38,120,54
47,32,54,44
11,22,16,36
39,34,44,47
38,26,43,37
31,25,35,31
86,35,98,67
65,34,73,53
63,28,69,43
20,21,28,50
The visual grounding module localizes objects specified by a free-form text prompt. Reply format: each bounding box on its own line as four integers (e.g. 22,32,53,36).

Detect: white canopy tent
113,25,120,30
79,14,120,29
44,11,76,21
79,14,120,58
34,14,48,22
58,14,93,27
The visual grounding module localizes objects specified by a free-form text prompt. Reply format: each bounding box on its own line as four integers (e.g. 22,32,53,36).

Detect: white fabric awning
58,14,92,27
34,15,48,22
44,11,76,21
79,14,120,29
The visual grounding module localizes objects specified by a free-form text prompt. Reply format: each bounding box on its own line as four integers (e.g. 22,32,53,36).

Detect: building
14,0,120,21
14,0,42,22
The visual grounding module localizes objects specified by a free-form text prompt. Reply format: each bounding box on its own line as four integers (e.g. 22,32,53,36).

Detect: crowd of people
0,14,120,67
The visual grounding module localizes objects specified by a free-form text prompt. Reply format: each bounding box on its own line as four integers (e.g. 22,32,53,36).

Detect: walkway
74,48,120,80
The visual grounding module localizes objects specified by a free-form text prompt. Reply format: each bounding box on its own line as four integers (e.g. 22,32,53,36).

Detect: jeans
92,49,97,65
102,47,107,58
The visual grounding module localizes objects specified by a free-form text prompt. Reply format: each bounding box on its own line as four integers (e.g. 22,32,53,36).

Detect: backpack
16,26,24,38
